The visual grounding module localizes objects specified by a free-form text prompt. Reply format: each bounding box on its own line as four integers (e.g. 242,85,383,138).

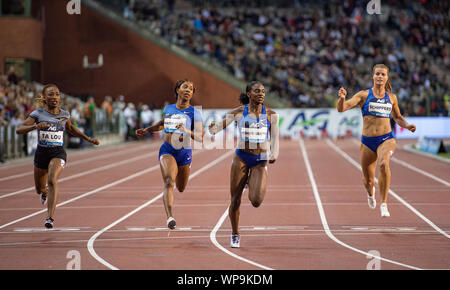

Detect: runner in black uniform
16,84,100,228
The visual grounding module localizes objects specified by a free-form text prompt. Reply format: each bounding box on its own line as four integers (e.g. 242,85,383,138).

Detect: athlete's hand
268,154,276,164
208,122,218,135
135,128,148,138
88,138,100,145
338,87,347,99
35,122,50,130
406,124,416,133
176,123,188,134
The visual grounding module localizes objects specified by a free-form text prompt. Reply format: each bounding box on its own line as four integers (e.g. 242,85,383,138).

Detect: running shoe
380,203,390,217
230,234,240,248
167,217,176,230
40,193,47,205
367,186,376,209
44,217,54,229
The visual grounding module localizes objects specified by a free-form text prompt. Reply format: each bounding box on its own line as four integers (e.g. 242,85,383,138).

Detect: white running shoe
167,217,176,230
380,203,390,217
367,186,376,209
230,234,240,248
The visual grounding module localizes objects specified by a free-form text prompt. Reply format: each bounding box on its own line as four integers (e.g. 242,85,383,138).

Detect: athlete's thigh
360,143,377,179
247,162,268,201
47,158,65,182
230,154,249,197
376,139,396,165
34,166,48,192
175,164,191,189
160,154,178,180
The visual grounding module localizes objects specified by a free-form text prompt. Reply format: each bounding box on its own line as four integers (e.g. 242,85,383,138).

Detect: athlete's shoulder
230,105,244,115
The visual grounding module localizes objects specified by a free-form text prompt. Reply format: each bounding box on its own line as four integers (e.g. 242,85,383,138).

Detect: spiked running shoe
367,186,376,209
44,217,54,229
380,203,390,217
167,217,176,230
230,234,240,248
40,193,47,205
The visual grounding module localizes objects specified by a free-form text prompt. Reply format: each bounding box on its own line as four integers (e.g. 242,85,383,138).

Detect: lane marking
87,149,233,270
210,208,274,270
300,138,422,270
0,143,156,182
328,139,450,239
0,159,164,230
0,148,160,199
350,139,450,187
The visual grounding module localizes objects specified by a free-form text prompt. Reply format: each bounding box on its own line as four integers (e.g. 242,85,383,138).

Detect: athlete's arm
16,117,49,134
337,88,365,112
136,118,164,137
268,110,279,164
208,106,242,135
176,121,205,142
65,119,100,145
391,94,416,132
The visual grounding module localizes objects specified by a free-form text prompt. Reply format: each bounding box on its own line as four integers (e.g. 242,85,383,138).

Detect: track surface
0,138,449,270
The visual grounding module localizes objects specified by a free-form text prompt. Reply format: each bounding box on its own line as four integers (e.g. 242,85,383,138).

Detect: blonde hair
372,64,392,93
35,84,58,106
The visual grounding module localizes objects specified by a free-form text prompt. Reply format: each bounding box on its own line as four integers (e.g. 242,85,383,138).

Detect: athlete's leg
46,158,65,219
160,154,178,219
175,164,191,193
229,154,249,236
376,139,396,203
360,143,378,197
247,162,268,208
34,167,48,196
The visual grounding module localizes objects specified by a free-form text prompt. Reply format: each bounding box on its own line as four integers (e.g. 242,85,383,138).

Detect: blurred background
0,0,448,162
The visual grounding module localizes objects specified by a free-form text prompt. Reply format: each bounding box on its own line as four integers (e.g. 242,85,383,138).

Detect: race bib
241,123,268,143
39,131,64,146
164,114,187,133
369,101,392,117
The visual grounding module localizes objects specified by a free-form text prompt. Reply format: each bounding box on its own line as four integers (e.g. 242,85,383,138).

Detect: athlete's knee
47,176,58,188
379,160,390,174
230,195,241,211
163,176,175,189
251,199,262,208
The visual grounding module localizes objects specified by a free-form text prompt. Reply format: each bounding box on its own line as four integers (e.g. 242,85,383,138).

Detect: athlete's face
248,83,265,105
176,81,194,102
373,68,388,87
44,86,61,109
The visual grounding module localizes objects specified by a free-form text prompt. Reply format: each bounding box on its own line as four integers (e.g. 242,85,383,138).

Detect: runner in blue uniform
16,84,99,228
208,81,279,248
337,64,416,217
136,79,204,229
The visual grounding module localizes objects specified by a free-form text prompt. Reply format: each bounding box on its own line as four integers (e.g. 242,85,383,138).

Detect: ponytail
385,78,392,94
239,93,249,104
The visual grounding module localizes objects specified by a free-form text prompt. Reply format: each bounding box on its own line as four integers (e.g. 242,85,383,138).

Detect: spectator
123,102,137,141
140,104,154,139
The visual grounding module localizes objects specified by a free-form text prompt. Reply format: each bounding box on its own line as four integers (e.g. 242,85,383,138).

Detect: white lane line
0,143,156,182
0,148,159,199
87,149,233,270
210,208,274,270
300,138,422,270
0,162,162,230
328,139,450,239
350,139,449,187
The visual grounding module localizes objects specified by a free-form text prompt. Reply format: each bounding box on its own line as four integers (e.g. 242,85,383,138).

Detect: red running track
0,138,449,270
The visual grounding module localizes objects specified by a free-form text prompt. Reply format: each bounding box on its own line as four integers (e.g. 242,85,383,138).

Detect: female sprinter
136,79,204,230
16,84,100,228
337,64,416,217
208,81,279,248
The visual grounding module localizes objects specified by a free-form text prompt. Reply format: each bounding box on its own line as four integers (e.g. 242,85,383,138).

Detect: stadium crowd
116,0,449,116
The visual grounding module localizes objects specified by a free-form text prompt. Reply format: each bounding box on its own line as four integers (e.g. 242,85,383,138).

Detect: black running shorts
34,146,67,169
